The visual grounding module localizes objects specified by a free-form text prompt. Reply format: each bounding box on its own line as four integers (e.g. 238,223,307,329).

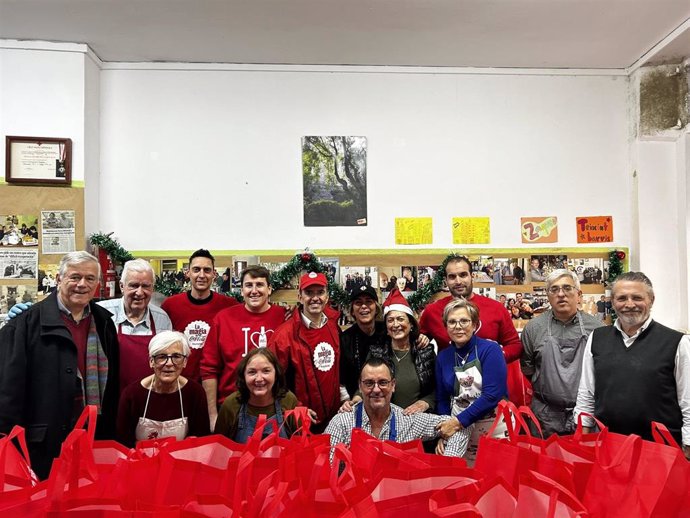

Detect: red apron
118,317,157,392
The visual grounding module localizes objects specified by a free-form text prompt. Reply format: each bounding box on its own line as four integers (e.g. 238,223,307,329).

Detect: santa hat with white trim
382,288,414,317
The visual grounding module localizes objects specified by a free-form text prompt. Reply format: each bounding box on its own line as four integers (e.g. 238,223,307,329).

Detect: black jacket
0,292,120,479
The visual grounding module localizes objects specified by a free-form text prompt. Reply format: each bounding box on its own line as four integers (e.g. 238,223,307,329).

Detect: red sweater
268,311,340,427
161,292,238,382
200,304,286,404
419,294,522,362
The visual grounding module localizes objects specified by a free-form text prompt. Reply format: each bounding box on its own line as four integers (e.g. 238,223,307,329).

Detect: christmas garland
406,253,461,312
270,250,350,307
88,233,349,305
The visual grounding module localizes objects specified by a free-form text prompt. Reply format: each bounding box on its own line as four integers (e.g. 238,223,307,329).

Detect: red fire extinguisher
97,248,118,299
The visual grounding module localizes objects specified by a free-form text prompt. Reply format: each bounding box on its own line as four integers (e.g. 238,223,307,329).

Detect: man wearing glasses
97,258,172,390
520,269,603,436
0,251,120,479
325,357,470,457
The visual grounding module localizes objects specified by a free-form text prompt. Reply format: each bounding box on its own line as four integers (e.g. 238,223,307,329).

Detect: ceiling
1,0,690,69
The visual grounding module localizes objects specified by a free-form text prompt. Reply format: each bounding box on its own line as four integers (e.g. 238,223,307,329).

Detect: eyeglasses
360,379,392,389
548,285,578,295
447,318,473,328
152,353,187,366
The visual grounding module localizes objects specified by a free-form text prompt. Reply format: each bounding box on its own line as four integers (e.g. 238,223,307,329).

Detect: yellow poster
452,217,490,244
395,218,433,245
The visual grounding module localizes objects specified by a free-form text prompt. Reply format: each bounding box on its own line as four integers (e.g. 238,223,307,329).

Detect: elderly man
326,357,470,457
520,269,603,436
202,265,287,430
574,272,690,458
161,249,238,382
97,258,172,389
0,251,120,479
269,271,340,432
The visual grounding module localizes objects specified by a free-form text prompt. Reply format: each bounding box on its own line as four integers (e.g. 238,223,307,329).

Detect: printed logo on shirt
313,341,335,372
184,320,211,349
242,326,275,357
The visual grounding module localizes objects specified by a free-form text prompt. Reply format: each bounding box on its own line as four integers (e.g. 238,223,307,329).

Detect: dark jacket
369,340,436,404
0,292,120,479
339,321,388,398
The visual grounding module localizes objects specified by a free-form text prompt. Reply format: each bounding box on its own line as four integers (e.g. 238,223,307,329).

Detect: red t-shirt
161,291,238,381
200,304,287,405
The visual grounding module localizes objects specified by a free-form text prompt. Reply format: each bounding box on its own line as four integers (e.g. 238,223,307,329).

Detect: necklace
456,349,472,366
392,348,410,362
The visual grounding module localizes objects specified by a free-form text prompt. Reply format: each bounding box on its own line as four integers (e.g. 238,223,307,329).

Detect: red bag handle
488,400,533,440
573,411,607,440
517,405,544,439
651,421,680,449
523,471,588,517
0,425,36,487
73,405,98,442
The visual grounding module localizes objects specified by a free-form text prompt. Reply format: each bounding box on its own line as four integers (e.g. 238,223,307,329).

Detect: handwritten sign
576,216,613,243
521,217,558,243
452,217,490,244
395,218,433,245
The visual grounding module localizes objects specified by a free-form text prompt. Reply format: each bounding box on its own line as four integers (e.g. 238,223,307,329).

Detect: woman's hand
436,417,462,439
415,333,431,349
307,408,320,423
435,439,446,455
339,396,361,413
402,400,429,415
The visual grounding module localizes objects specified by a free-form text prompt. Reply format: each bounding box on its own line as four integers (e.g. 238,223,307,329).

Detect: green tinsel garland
270,251,350,308
406,252,462,312
88,232,135,265
607,250,624,286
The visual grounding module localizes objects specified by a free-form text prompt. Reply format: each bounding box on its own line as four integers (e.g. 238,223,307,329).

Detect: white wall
0,43,87,183
99,66,631,251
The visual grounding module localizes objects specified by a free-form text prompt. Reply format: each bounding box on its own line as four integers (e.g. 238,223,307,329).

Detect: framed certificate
5,136,72,185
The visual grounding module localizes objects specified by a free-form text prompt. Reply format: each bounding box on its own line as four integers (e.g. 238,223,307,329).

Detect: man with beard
161,249,238,382
574,272,690,458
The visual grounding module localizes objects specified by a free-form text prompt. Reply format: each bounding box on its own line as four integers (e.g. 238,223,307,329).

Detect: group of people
1,250,688,481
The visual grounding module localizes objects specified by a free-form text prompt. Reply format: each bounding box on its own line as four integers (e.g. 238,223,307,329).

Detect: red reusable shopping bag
514,471,587,518
0,424,39,506
583,422,690,518
506,360,533,407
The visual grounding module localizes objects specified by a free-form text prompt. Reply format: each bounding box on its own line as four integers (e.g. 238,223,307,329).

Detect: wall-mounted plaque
5,136,72,185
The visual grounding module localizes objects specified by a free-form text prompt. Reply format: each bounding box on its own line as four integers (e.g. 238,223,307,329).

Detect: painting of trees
302,136,367,227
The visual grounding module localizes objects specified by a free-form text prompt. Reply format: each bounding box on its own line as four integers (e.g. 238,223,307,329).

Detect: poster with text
521,216,558,243
576,216,613,243
453,217,490,244
41,210,76,254
0,249,38,279
395,217,433,245
302,136,367,227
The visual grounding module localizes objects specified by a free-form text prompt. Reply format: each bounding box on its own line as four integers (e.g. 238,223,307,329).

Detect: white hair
148,330,190,357
59,251,101,278
121,258,155,285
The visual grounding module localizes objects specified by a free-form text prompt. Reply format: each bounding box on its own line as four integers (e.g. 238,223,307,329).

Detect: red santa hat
382,288,414,317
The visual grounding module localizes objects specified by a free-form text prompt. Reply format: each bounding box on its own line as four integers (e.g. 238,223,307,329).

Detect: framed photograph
5,136,72,185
